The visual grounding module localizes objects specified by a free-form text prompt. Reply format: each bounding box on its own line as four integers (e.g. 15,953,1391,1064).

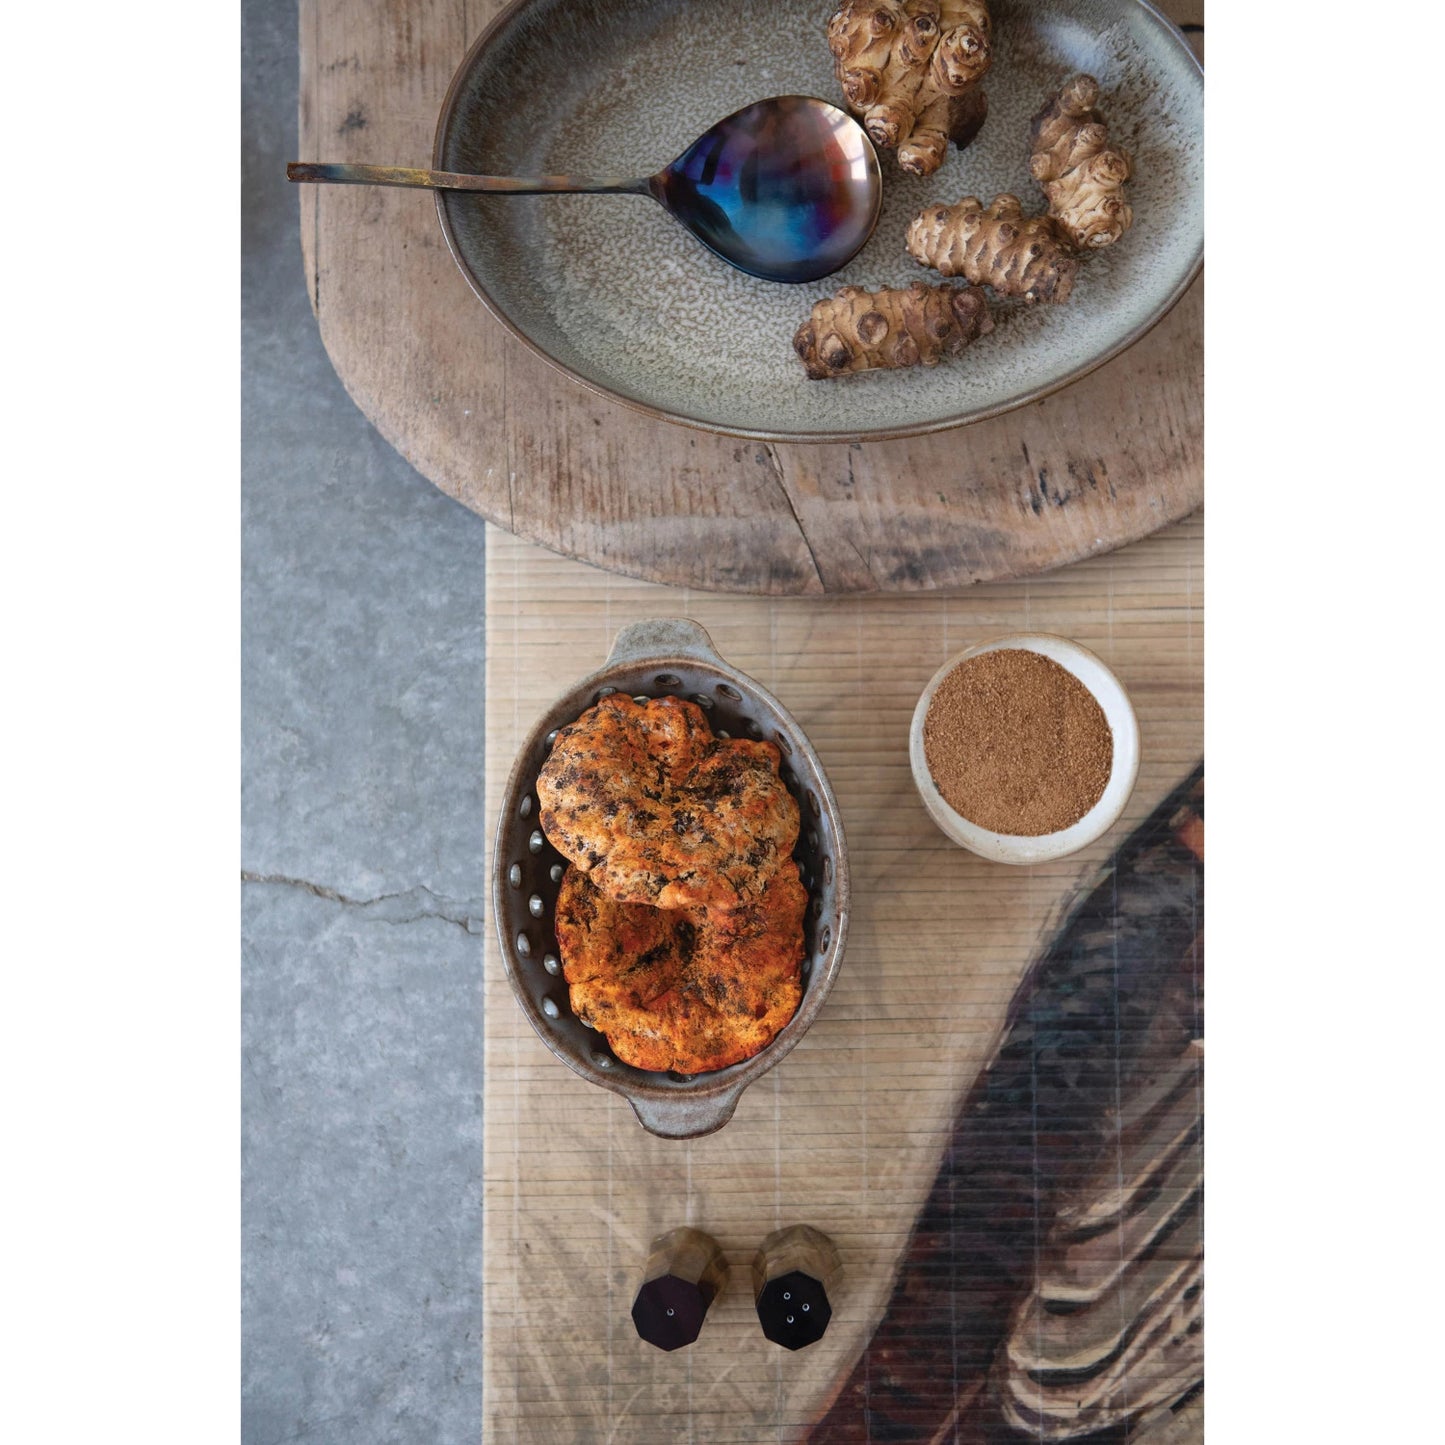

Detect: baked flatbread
554,862,807,1074
538,694,800,911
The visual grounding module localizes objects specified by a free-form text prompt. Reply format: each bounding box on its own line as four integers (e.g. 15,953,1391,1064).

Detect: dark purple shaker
631,1227,729,1351
752,1224,842,1351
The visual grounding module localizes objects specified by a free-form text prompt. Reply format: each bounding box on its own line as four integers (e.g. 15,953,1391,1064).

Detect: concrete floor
242,1,487,1440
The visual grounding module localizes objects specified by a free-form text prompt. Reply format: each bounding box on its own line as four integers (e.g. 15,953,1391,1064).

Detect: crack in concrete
241,871,486,935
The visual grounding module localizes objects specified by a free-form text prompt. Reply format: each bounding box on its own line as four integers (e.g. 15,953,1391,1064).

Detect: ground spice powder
922,649,1113,836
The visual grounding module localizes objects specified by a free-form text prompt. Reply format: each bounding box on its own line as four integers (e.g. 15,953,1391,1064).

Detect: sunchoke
793,281,993,379
827,1,992,176
1029,74,1133,251
906,194,1078,304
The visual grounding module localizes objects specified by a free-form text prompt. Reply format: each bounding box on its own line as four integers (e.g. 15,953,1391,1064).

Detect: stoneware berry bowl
493,618,850,1139
908,633,1140,864
434,0,1203,442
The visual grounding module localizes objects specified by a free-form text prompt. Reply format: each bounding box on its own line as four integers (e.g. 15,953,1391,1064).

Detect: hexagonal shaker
631,1226,729,1351
751,1224,842,1350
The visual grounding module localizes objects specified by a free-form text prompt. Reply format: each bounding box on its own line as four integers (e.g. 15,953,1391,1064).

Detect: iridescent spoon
287,95,882,284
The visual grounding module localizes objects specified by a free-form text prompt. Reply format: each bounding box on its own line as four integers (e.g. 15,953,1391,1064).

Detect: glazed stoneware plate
435,0,1202,442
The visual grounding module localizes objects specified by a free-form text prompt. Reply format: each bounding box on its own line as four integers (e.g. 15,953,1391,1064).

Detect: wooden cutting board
297,0,1203,595
482,511,1203,1441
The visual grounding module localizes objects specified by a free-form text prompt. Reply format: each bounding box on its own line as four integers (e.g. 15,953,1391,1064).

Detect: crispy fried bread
537,694,800,911
554,862,807,1074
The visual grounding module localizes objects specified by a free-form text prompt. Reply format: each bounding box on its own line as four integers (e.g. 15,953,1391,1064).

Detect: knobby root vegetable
906,194,1078,304
1029,74,1133,251
793,281,993,379
827,1,992,176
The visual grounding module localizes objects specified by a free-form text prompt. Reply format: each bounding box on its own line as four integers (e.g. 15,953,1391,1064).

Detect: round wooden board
298,0,1202,596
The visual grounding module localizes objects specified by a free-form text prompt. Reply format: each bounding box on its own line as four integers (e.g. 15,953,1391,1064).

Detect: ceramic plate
435,0,1202,442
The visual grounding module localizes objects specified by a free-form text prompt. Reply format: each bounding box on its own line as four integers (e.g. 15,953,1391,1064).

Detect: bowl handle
605,618,722,669
628,1087,744,1140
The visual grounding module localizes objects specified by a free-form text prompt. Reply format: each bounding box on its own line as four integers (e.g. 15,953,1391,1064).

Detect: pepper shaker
631,1227,729,1351
752,1224,842,1350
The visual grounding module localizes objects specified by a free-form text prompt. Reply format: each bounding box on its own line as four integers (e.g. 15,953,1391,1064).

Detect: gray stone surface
242,0,487,1439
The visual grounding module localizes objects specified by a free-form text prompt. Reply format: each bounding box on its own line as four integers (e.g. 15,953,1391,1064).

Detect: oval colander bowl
492,618,850,1139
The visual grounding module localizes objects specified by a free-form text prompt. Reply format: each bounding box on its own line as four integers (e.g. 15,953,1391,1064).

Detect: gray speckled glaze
435,0,1202,441
492,619,850,1139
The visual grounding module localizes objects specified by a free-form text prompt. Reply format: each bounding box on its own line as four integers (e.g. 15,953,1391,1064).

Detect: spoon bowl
288,96,880,285
650,97,881,284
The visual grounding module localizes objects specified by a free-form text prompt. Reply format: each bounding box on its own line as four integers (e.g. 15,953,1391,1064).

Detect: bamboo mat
482,513,1203,1443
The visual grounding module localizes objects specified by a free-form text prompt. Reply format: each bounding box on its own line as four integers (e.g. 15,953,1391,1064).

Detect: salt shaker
631,1227,729,1351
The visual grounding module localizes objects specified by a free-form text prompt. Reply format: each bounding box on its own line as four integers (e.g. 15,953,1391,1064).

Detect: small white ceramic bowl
908,634,1140,865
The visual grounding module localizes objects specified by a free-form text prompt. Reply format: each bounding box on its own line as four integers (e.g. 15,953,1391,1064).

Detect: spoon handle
286,162,651,196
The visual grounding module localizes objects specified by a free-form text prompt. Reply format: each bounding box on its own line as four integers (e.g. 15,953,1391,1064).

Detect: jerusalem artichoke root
906,194,1078,304
827,1,992,177
793,281,993,379
1029,74,1133,251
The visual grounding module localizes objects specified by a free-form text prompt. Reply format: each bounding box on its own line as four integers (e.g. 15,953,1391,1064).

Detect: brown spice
922,649,1113,836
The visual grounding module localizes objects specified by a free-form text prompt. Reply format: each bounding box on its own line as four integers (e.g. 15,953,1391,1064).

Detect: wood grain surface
297,0,1203,594
482,510,1202,1441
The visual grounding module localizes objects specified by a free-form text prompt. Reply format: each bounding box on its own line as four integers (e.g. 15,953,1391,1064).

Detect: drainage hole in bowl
715,729,731,739
746,720,764,739
655,673,681,688
519,795,533,819
516,932,532,959
807,790,820,817
541,997,560,1020
716,683,742,701
593,1052,613,1068
812,896,824,918
545,729,558,749
691,693,713,710
774,732,794,756
529,830,545,854
549,863,564,884
632,695,649,705
808,830,820,851
669,1071,694,1082
507,863,522,889
819,924,832,953
543,953,561,976
528,894,545,918
597,686,617,699
821,855,832,884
